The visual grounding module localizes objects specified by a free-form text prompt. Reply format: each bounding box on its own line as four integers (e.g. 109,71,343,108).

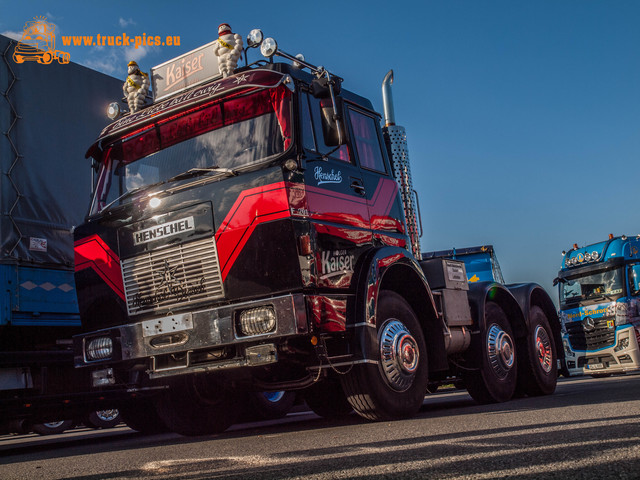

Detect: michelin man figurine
123,60,150,113
214,23,243,77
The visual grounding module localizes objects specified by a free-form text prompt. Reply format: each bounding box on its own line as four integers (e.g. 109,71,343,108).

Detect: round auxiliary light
293,53,305,69
584,253,592,261
260,37,278,58
592,251,599,260
149,196,162,209
247,29,264,48
107,102,121,120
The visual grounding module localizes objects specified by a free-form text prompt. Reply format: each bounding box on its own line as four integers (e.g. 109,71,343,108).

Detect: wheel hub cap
534,325,553,373
380,320,419,392
487,324,515,379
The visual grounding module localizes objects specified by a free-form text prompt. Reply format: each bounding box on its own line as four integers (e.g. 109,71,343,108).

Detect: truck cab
556,234,640,376
73,29,561,435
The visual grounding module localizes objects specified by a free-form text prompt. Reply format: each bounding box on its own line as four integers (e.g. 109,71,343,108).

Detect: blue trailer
0,34,129,431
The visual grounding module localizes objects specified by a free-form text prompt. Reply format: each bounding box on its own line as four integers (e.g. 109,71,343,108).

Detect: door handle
350,179,366,196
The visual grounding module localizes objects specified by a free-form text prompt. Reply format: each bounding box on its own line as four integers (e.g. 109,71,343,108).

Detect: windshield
560,267,625,306
90,86,291,215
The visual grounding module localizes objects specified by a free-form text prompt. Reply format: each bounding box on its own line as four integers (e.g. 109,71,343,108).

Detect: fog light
615,335,630,352
238,307,276,336
86,336,113,361
92,368,115,387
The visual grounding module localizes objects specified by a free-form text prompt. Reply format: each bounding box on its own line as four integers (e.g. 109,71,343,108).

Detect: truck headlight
238,306,276,336
86,336,113,361
616,303,629,326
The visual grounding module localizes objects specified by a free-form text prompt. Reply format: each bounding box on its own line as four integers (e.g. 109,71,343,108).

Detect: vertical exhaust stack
382,70,421,258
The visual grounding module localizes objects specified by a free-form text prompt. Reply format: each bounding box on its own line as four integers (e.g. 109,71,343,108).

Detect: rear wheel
516,306,557,396
340,290,428,421
33,419,75,435
155,375,240,436
464,301,517,404
303,376,353,418
85,409,122,429
246,391,296,420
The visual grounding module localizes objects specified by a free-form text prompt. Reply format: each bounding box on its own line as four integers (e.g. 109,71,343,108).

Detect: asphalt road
1,375,639,480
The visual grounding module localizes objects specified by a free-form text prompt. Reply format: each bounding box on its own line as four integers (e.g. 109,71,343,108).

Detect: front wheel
463,301,517,404
155,375,240,436
303,376,353,418
84,409,121,429
516,306,557,396
340,290,428,421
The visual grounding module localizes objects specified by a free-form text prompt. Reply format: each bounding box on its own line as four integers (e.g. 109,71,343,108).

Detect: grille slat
567,317,616,351
122,237,224,315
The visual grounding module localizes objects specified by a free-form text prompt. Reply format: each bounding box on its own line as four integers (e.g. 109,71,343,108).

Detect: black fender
466,281,527,338
505,283,564,361
351,246,446,372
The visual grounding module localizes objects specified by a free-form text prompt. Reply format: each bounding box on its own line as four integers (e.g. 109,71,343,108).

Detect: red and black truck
73,29,562,435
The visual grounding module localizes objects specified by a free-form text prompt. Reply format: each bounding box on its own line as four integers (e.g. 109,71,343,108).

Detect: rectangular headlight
85,336,113,361
237,306,276,336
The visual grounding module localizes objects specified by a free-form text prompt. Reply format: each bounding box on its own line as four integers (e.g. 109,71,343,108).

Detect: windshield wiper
167,166,237,182
101,180,165,212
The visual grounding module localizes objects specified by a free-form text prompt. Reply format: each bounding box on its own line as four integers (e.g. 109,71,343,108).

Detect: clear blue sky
2,0,639,301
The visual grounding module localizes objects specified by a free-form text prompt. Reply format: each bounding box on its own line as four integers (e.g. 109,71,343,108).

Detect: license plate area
142,313,193,338
587,363,604,370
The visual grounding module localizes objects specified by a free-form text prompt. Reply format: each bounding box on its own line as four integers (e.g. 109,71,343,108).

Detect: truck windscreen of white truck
90,87,292,215
560,267,624,306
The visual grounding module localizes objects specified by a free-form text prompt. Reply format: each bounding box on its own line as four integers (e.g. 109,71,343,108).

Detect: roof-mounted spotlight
107,102,122,120
260,37,278,58
246,29,264,48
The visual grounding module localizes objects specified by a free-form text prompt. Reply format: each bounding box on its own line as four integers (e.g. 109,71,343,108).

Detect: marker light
293,53,305,69
247,29,264,48
149,197,162,208
260,38,278,58
107,102,121,120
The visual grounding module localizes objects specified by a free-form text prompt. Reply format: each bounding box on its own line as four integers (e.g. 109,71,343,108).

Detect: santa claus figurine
214,23,243,77
123,60,150,113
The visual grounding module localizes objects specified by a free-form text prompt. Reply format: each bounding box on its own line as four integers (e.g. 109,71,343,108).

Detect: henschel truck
72,28,562,435
556,234,640,376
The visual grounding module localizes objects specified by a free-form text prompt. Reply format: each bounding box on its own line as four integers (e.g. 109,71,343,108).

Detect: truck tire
516,306,557,396
120,399,169,434
247,391,296,420
32,419,75,435
463,301,517,404
340,290,428,421
85,409,122,429
303,376,353,418
155,375,239,436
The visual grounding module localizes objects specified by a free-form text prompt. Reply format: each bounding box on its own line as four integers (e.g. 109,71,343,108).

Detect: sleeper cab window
348,108,386,173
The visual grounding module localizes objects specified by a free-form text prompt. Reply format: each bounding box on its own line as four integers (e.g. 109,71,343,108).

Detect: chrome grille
122,237,224,315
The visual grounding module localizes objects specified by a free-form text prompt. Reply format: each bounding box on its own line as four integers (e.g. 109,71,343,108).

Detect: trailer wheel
120,399,169,434
32,419,75,435
246,391,297,420
155,375,239,436
464,301,517,404
340,290,428,421
303,376,353,418
516,306,557,396
84,409,122,429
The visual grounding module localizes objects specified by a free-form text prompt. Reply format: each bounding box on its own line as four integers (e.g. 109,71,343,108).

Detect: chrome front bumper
76,294,308,379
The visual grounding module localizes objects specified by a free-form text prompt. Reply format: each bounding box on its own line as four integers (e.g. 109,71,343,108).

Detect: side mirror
319,96,346,147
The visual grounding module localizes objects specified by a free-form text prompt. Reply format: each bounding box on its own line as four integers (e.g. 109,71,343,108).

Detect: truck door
300,92,372,288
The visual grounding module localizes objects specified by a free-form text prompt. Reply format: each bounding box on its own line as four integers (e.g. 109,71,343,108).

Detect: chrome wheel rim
95,409,120,422
534,325,553,373
380,319,419,392
487,324,515,379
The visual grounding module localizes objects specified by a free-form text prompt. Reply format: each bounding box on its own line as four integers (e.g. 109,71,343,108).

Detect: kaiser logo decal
321,250,355,277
